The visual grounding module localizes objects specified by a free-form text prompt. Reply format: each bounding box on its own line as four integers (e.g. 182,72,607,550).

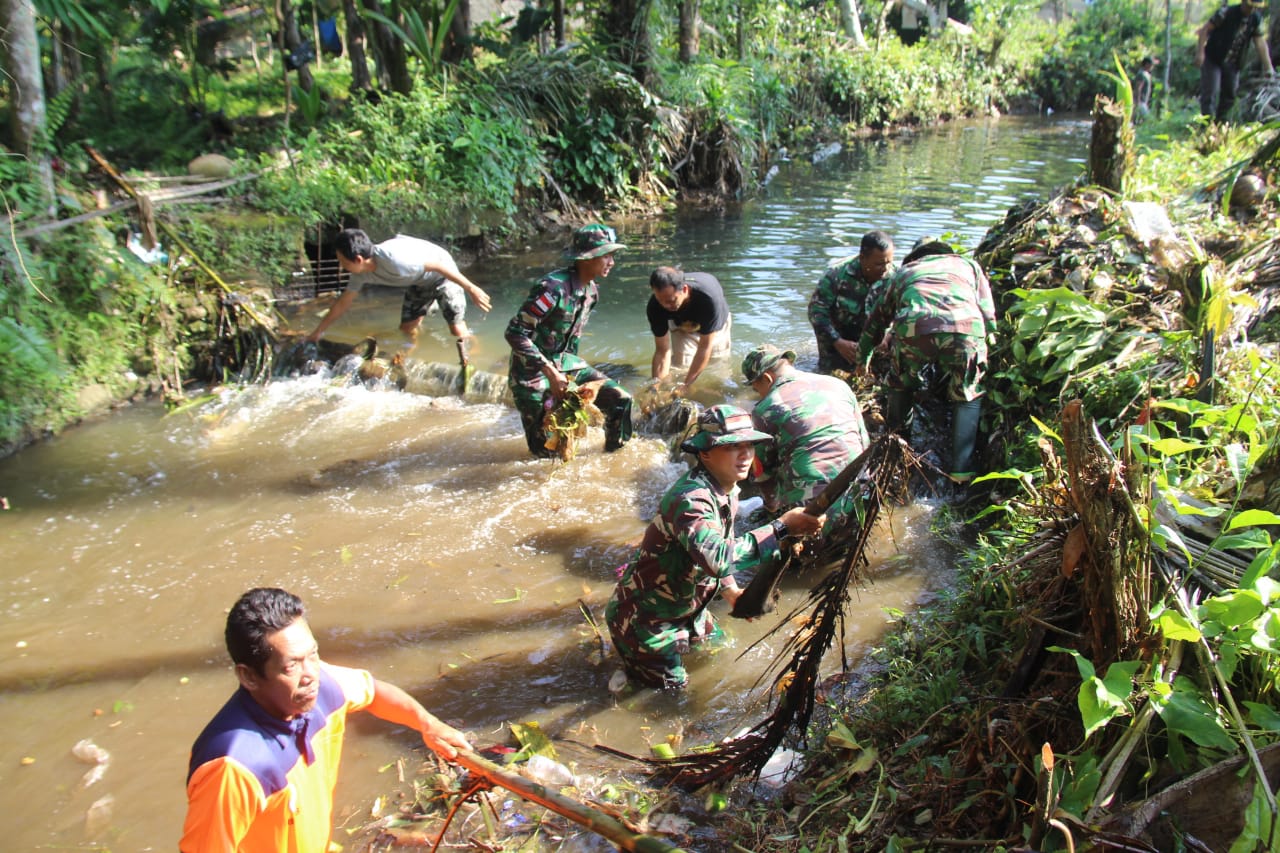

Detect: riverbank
721,115,1280,850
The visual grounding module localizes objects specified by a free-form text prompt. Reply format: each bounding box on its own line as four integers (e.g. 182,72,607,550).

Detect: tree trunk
343,0,373,94
553,0,565,48
0,0,56,214
1060,399,1147,665
678,0,700,62
837,0,868,48
362,0,411,95
602,0,654,85
1088,95,1131,194
443,0,471,64
279,0,315,92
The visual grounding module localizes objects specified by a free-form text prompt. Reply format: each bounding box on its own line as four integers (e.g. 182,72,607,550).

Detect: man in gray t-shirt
304,229,491,357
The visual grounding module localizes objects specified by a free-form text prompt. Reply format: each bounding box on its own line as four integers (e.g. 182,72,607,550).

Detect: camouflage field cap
681,404,773,453
564,224,627,260
741,343,797,383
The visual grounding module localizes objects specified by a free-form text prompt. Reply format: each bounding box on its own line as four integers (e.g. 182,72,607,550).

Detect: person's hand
834,338,860,365
721,584,743,609
421,721,472,761
546,369,568,400
673,382,689,398
303,330,321,343
778,507,824,536
468,286,492,314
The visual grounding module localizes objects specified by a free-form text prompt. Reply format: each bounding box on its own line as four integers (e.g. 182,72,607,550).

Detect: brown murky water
0,115,1089,850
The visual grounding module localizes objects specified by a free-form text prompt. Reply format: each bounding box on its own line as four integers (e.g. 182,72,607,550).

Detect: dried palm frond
600,435,919,788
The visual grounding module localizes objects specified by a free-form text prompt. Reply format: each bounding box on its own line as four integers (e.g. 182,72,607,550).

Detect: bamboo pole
450,751,689,853
84,145,277,333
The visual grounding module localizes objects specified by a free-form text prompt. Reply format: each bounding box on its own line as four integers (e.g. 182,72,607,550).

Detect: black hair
860,230,894,255
649,266,685,291
333,228,375,261
903,240,955,265
225,588,306,674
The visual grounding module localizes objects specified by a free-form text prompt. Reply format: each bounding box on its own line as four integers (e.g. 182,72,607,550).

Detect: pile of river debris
741,126,1280,852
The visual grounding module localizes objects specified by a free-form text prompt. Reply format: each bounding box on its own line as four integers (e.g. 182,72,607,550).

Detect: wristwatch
770,518,789,539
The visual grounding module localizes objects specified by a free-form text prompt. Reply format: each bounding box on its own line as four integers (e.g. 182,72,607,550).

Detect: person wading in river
808,230,896,374
647,266,732,395
181,587,471,853
742,344,869,527
505,224,633,458
304,228,491,365
857,239,996,484
606,405,823,690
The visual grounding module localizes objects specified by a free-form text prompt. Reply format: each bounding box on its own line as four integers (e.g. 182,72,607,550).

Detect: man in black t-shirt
647,266,733,394
1196,0,1274,121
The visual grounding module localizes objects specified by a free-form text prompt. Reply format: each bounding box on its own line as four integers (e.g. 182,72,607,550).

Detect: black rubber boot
950,399,982,481
885,389,913,432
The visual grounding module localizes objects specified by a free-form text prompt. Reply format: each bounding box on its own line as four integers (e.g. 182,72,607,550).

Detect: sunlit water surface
0,115,1088,850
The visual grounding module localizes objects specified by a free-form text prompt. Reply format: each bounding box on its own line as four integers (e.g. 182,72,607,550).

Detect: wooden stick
84,145,277,332
450,751,688,853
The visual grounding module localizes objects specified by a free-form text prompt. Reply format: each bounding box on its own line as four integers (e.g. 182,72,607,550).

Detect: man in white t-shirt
304,228,491,360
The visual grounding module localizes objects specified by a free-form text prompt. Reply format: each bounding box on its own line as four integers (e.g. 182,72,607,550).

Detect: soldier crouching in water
505,224,634,458
606,405,823,690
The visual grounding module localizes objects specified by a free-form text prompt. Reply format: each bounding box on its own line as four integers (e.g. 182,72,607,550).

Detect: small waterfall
401,360,513,405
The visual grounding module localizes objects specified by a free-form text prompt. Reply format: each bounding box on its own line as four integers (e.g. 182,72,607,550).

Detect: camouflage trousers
888,331,987,403
400,279,466,327
605,599,722,690
508,353,633,457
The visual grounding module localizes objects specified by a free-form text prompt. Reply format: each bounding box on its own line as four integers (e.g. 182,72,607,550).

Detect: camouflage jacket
751,371,869,508
858,254,996,361
610,465,782,654
808,256,896,346
505,267,597,379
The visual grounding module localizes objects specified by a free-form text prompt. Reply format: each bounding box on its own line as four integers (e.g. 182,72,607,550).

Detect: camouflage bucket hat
741,344,797,383
564,224,627,260
680,404,773,453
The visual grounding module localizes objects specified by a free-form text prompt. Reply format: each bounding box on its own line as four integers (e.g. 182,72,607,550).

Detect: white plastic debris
757,747,803,788
84,794,114,838
522,754,576,788
72,739,110,765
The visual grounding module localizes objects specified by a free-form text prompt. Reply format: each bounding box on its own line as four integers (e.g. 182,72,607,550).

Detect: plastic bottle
521,754,576,788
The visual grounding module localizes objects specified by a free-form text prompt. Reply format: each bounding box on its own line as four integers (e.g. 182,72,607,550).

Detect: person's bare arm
366,678,471,760
1255,33,1275,75
425,258,492,313
305,290,359,342
680,331,718,391
651,333,673,380
1196,20,1213,66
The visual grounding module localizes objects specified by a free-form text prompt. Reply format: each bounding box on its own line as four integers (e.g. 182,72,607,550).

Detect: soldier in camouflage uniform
857,240,996,482
808,230,896,373
606,405,824,689
505,224,633,458
743,344,869,519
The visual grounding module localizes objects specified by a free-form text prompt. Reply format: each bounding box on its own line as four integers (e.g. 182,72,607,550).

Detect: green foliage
1,213,191,447
1032,0,1196,111
363,0,459,77
816,38,1000,128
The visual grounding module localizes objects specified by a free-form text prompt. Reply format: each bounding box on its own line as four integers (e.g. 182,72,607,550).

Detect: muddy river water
0,116,1089,850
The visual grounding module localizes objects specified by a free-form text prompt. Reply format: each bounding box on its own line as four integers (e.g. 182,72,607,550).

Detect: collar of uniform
235,686,323,764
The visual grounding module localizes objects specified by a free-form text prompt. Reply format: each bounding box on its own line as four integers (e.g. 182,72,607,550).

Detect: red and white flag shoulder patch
529,292,556,318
